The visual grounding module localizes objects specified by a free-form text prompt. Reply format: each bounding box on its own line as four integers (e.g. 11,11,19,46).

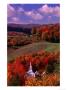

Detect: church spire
26,62,35,77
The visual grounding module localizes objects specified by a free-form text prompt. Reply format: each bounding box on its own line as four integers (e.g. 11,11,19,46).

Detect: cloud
25,10,43,20
7,5,15,17
17,7,24,12
7,5,43,21
48,16,52,19
54,6,60,17
7,4,60,24
39,4,53,14
12,17,19,21
10,17,22,24
38,4,60,17
10,16,29,24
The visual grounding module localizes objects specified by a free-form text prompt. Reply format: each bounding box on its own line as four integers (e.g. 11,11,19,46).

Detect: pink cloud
7,5,15,17
9,17,28,24
39,4,53,14
12,17,19,21
11,17,22,24
38,4,60,17
25,10,43,20
17,7,24,12
54,6,60,17
48,16,52,19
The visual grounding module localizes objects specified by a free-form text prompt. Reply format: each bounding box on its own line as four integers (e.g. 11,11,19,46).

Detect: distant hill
8,23,41,28
7,23,41,35
7,23,60,35
8,23,60,29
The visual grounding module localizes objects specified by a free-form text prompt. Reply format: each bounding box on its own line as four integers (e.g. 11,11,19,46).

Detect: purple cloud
7,4,60,24
39,4,53,14
7,5,15,17
17,7,24,13
38,4,60,17
25,10,43,20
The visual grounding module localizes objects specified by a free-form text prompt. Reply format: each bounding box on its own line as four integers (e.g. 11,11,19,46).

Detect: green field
8,41,60,62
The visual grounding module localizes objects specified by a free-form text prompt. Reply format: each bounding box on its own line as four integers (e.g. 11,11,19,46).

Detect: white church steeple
26,62,35,77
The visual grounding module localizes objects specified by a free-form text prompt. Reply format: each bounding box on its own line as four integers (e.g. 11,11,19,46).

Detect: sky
7,4,60,24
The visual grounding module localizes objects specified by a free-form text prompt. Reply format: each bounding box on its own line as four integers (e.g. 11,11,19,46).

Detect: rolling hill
8,41,59,61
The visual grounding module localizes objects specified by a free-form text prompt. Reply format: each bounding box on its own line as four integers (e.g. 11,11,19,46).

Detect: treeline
31,24,60,43
7,24,60,47
8,26,31,35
